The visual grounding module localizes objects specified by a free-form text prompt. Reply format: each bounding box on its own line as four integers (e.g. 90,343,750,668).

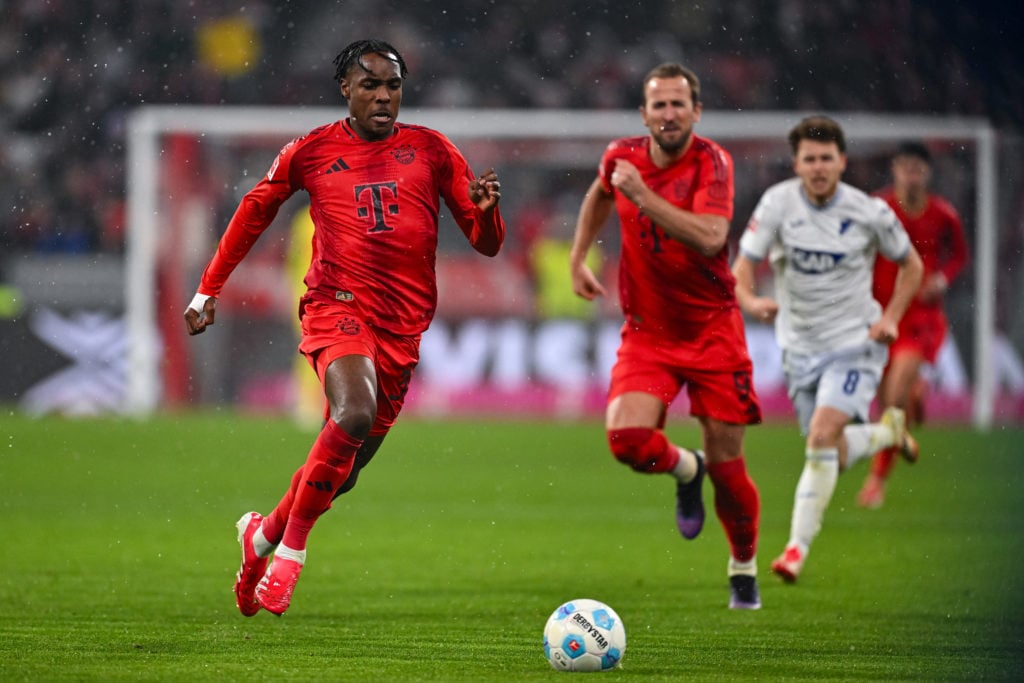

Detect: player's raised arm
611,158,730,257
468,167,501,213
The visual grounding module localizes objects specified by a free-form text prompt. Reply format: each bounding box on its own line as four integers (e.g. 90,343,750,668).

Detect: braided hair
333,39,409,83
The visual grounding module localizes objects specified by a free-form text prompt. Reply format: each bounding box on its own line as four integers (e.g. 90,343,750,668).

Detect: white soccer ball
543,598,626,672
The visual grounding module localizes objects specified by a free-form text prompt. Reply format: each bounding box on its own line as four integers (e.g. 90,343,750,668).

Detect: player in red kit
569,63,763,609
184,39,505,616
857,141,969,508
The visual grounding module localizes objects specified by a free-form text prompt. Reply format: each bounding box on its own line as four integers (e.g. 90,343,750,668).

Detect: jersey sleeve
872,197,912,263
595,140,624,195
738,186,781,262
937,197,970,284
197,139,301,296
691,143,734,220
436,134,505,257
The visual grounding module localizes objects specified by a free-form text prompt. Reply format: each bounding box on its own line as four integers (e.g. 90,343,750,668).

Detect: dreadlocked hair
333,39,409,83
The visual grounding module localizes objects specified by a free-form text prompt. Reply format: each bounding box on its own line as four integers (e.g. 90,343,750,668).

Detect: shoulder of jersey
929,194,960,217
396,122,446,139
607,135,648,153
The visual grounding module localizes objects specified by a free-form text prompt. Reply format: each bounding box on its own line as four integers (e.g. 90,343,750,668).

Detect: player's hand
571,262,606,301
917,272,947,304
869,317,899,345
469,168,501,212
609,160,647,205
184,294,218,336
746,297,779,324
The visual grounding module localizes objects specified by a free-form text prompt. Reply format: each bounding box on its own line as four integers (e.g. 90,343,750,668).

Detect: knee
607,427,667,472
806,429,841,452
327,404,376,440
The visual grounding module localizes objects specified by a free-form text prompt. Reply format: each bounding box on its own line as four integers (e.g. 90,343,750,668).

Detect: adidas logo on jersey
326,158,350,174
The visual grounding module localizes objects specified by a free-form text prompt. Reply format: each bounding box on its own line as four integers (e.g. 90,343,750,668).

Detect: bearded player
570,63,764,610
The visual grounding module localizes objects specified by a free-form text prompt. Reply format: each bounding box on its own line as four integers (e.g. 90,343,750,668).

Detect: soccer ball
543,598,626,672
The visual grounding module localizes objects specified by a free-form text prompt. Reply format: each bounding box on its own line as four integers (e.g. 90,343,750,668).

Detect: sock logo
306,480,334,492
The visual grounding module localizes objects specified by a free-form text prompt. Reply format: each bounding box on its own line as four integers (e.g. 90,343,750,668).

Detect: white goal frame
126,106,998,427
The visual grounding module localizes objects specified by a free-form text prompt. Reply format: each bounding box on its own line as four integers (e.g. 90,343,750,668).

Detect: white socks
252,527,276,558
252,523,295,564
274,544,307,565
728,557,757,577
788,447,839,552
671,447,699,483
843,423,895,469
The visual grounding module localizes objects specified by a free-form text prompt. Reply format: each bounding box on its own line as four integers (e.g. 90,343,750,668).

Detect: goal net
126,106,1008,427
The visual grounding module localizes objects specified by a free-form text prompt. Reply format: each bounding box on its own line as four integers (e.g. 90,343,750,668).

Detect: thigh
790,388,818,436
684,309,762,425
606,391,667,430
608,330,682,408
783,350,820,435
369,329,421,436
807,404,853,449
896,308,947,364
299,301,377,383
880,349,925,407
686,365,762,426
817,342,887,424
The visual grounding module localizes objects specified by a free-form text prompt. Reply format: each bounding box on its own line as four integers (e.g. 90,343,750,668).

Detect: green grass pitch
1,411,1022,681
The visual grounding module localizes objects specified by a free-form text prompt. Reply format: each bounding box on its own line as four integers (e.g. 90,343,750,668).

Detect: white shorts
783,341,889,435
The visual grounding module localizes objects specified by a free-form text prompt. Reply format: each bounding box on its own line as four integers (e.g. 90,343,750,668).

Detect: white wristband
188,292,212,313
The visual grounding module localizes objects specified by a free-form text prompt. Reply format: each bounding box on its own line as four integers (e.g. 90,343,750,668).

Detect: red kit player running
569,63,763,609
857,141,969,508
184,39,505,616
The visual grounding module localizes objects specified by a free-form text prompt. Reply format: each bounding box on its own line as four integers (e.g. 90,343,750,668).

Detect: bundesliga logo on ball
543,599,626,672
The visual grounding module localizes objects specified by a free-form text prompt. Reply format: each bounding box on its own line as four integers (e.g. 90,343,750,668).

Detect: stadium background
1,0,1022,423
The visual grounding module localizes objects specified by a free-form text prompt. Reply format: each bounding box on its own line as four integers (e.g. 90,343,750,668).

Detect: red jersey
872,189,968,312
198,119,505,335
599,134,736,339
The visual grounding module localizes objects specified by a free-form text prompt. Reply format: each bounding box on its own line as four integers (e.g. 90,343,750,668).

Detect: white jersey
739,177,911,355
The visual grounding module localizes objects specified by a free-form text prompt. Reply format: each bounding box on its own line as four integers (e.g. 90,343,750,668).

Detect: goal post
125,106,999,426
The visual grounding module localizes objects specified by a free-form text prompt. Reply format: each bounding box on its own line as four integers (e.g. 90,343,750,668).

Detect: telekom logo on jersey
790,247,845,274
354,181,399,233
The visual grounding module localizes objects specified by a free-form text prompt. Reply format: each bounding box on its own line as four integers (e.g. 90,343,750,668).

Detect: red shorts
297,299,421,436
609,308,762,425
891,307,947,365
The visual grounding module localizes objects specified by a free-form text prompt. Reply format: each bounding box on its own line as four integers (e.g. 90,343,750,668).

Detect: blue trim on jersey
798,183,843,211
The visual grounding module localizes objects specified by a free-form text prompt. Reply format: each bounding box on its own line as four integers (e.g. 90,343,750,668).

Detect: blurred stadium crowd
0,0,1020,255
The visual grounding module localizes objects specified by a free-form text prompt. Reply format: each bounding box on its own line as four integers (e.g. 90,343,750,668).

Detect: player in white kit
732,116,924,583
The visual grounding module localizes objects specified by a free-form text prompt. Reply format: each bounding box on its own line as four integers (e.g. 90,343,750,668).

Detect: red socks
870,447,897,478
263,420,362,551
607,428,680,473
261,465,305,546
706,457,760,563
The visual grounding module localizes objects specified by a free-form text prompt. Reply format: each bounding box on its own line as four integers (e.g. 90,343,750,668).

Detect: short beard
653,129,691,154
